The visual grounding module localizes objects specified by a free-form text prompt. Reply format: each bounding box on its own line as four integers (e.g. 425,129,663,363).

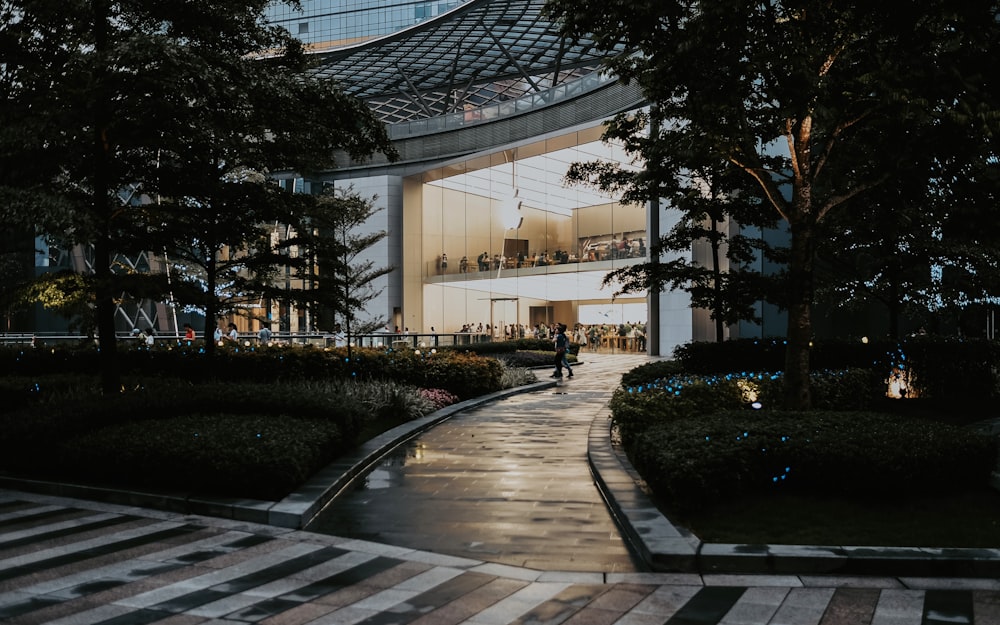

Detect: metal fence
0,332,495,349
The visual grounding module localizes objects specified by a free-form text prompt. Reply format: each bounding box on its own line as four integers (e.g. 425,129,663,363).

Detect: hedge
627,410,997,514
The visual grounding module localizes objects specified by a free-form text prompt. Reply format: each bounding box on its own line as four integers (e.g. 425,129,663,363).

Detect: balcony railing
387,70,615,140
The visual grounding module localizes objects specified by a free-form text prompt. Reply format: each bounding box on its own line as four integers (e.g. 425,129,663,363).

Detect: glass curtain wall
418,129,648,338
265,0,472,51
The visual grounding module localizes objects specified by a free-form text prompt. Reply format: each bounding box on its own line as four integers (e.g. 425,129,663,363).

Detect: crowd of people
447,321,647,352
439,240,648,276
131,319,647,353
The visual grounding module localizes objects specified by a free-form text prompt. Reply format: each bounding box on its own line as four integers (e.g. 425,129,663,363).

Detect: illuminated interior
405,127,650,335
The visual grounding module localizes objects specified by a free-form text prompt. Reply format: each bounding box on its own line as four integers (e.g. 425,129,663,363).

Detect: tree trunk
783,219,815,410
886,260,901,340
204,251,217,360
94,234,120,395
92,0,119,396
710,216,725,342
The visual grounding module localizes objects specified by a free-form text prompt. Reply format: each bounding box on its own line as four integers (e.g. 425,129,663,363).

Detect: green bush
620,359,686,388
627,410,997,514
609,375,747,439
52,414,344,500
612,358,999,514
0,376,436,500
753,368,881,411
0,344,508,400
670,337,1000,407
497,350,577,369
436,337,580,357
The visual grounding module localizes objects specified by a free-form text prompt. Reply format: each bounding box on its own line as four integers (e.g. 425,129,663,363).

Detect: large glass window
264,0,474,51
415,129,648,335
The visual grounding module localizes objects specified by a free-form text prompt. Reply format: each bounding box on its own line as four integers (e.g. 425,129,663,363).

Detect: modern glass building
273,0,707,353
264,0,473,51
12,0,716,352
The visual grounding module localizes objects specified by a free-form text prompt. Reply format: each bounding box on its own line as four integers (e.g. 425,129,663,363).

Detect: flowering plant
419,387,460,410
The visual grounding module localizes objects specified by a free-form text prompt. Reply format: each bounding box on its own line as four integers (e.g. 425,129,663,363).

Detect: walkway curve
304,353,651,573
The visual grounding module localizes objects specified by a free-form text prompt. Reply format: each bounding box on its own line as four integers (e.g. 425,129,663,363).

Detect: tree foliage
546,0,1000,408
0,0,396,382
568,138,781,342
276,186,393,352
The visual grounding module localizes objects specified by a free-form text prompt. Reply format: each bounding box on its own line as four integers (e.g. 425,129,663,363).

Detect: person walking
550,323,572,379
558,324,573,377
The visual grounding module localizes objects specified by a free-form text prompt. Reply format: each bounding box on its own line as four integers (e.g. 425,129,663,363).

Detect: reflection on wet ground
305,354,653,572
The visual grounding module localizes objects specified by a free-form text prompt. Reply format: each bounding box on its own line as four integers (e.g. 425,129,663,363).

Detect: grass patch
670,488,1000,548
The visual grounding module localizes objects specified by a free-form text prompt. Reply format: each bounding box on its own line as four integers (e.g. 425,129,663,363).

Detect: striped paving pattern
3,494,1000,624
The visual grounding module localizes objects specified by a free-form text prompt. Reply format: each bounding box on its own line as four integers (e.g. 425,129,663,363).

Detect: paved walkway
2,352,1000,624
304,354,646,572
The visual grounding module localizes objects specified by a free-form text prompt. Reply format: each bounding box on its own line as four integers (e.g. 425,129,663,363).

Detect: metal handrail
0,332,496,348
387,70,615,140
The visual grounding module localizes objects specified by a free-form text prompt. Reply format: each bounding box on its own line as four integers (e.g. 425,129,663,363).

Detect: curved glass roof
308,0,628,124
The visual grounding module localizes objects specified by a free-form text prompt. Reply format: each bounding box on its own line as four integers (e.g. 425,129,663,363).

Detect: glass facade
407,127,650,336
265,0,472,51
268,1,683,350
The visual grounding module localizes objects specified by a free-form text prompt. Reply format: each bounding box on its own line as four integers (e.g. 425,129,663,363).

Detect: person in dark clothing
550,323,572,379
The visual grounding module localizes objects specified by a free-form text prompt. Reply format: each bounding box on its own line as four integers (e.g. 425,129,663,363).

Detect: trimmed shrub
620,359,686,388
753,368,881,411
670,337,1000,407
0,343,508,400
0,376,436,500
627,410,997,514
51,414,344,500
610,375,747,439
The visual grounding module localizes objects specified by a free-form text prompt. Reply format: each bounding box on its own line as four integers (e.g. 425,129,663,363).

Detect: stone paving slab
0,501,997,623
303,361,644,573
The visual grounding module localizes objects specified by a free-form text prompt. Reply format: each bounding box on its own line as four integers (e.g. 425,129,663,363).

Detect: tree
0,0,396,384
145,173,296,353
566,130,780,342
546,0,1000,408
276,186,393,358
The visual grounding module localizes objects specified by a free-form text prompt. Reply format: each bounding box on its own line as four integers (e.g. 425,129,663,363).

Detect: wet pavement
305,353,647,572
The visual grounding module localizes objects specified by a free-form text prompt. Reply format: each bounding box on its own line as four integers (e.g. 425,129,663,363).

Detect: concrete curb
586,408,700,572
586,411,1000,577
0,379,558,530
